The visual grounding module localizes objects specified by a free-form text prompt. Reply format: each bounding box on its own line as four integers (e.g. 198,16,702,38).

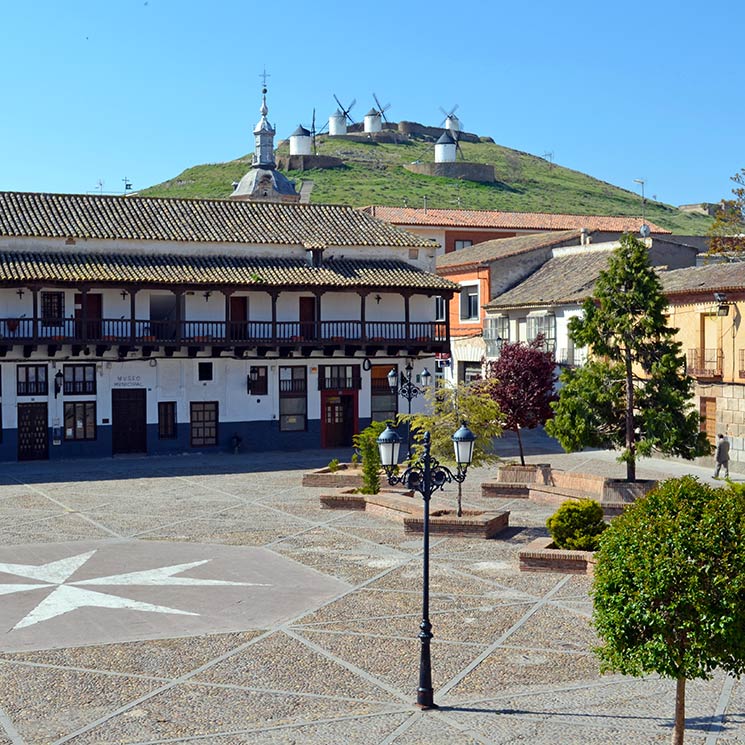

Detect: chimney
306,247,324,267
580,227,591,246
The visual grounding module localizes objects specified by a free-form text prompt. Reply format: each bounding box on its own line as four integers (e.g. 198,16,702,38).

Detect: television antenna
332,94,356,124
633,178,647,223
543,151,554,169
122,177,132,193
372,93,391,123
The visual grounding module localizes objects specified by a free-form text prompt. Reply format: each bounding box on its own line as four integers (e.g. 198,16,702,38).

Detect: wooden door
18,403,49,461
229,296,248,341
322,392,356,448
75,293,103,340
299,297,316,340
700,397,717,446
111,389,147,454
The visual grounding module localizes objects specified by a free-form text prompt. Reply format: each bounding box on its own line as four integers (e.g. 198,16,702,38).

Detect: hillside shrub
547,499,607,551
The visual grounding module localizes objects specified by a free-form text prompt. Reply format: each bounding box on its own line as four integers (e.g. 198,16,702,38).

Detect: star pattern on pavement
0,550,269,630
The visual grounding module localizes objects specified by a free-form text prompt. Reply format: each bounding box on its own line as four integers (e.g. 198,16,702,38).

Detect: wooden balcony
687,348,723,379
0,317,448,355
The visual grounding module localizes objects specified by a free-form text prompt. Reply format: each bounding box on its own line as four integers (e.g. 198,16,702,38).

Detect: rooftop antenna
543,151,554,169
96,179,104,194
122,177,132,193
372,93,391,123
333,94,356,124
633,178,647,223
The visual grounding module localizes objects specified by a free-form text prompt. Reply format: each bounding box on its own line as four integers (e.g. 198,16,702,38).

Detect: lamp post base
415,700,439,710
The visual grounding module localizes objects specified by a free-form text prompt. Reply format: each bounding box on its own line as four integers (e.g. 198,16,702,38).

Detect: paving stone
70,684,397,743
194,631,399,702
0,661,162,743
0,631,262,678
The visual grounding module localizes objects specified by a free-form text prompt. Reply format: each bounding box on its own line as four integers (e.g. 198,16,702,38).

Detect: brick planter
320,489,510,538
497,463,552,485
303,464,364,488
518,537,595,575
404,509,510,539
602,479,656,503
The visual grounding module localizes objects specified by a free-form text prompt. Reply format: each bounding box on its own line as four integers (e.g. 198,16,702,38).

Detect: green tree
545,233,709,481
401,382,502,516
708,168,745,254
592,477,745,745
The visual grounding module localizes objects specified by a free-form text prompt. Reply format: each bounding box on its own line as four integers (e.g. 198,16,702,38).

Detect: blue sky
1,0,743,207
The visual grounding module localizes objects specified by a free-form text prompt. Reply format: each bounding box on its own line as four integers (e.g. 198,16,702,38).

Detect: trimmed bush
327,458,340,473
353,421,387,496
547,499,607,551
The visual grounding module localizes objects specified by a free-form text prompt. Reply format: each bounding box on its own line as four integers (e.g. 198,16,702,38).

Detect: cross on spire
259,67,270,92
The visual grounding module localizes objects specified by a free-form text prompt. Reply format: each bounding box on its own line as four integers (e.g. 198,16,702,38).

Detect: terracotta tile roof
364,206,671,234
437,230,585,271
661,261,745,297
485,250,613,309
0,192,435,248
0,251,457,292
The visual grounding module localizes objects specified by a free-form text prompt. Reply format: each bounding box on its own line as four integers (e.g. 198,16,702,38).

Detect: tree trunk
515,427,525,466
625,347,636,482
672,676,686,745
456,481,463,518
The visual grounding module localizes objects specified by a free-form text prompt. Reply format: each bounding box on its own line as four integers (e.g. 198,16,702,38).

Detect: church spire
252,74,276,169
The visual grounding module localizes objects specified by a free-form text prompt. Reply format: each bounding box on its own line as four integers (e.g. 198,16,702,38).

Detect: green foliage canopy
593,477,745,740
546,499,607,551
545,233,709,480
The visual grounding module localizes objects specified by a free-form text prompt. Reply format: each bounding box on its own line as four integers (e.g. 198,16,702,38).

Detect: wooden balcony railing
687,348,723,378
0,318,447,348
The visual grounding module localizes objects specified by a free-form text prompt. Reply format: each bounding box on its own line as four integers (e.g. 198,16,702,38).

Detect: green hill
139,133,711,234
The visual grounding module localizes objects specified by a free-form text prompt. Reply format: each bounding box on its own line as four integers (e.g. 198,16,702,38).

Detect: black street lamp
387,362,432,459
377,421,476,709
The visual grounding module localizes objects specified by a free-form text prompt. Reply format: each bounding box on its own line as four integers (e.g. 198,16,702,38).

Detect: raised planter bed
518,537,595,575
496,463,552,484
320,488,509,538
404,509,510,539
482,466,657,510
303,464,364,488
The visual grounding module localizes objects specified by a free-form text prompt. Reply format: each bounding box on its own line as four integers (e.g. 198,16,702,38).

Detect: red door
299,297,316,340
229,296,248,341
74,293,103,340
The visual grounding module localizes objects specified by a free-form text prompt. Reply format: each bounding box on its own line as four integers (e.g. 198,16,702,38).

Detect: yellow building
662,262,745,471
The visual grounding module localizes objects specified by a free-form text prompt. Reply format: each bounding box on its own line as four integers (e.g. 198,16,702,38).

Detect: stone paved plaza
0,436,743,744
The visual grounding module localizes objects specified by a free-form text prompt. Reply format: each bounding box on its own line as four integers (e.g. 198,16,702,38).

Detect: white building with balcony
0,192,451,462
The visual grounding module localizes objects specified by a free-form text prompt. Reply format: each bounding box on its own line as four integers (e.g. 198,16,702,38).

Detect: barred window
17,365,48,396
63,364,96,395
526,313,556,353
41,292,64,328
484,316,510,358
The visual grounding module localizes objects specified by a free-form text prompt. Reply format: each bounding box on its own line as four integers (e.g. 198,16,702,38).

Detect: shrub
546,499,607,551
353,421,388,495
351,452,359,466
327,458,340,473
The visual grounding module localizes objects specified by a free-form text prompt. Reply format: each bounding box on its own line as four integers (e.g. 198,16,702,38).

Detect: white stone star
0,550,269,630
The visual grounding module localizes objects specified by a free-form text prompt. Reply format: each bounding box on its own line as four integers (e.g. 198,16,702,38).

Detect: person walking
714,434,730,479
